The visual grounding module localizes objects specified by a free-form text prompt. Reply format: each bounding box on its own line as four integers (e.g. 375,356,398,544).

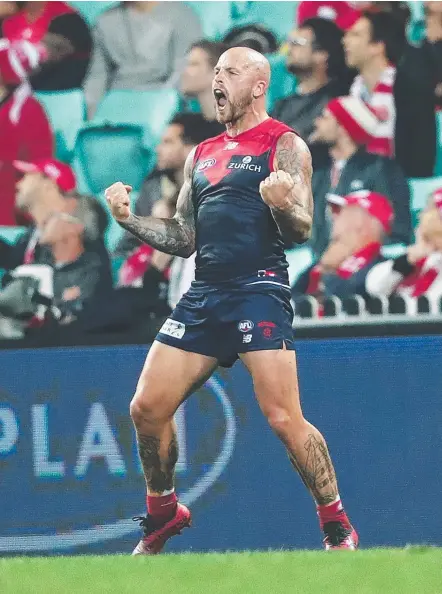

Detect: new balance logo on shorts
160,319,186,339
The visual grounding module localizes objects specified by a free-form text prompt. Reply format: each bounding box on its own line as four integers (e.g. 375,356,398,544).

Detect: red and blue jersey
192,117,295,283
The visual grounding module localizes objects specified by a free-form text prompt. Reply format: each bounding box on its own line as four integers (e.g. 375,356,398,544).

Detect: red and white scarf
307,242,381,296
398,253,442,298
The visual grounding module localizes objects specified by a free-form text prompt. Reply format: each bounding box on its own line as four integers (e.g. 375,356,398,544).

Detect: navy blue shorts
156,273,295,368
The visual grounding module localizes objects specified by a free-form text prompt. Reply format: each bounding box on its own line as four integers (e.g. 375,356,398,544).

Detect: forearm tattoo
273,132,314,243
137,433,179,493
118,149,196,257
288,433,338,506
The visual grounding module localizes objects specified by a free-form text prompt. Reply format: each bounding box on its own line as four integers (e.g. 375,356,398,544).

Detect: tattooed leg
286,427,339,506
136,422,179,494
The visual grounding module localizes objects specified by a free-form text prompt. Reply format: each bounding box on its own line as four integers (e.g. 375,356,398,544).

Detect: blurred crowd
0,0,442,341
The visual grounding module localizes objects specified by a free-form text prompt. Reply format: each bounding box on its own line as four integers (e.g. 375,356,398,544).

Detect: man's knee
264,406,304,438
129,382,173,428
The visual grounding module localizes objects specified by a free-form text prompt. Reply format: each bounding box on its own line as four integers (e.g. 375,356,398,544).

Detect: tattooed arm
105,147,196,258
260,132,313,243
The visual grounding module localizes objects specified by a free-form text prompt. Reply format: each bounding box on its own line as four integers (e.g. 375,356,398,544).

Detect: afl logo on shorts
197,158,216,172
238,320,254,333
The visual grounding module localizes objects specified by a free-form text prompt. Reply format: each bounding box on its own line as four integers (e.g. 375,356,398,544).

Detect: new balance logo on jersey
224,141,239,150
228,155,261,173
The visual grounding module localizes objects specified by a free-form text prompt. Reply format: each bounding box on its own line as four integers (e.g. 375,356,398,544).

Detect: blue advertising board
0,335,441,555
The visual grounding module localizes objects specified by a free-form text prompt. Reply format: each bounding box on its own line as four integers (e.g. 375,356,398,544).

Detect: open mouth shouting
214,88,228,110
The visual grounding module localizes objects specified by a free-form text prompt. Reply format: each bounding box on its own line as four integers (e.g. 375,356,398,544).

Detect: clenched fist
105,182,133,221
259,170,294,210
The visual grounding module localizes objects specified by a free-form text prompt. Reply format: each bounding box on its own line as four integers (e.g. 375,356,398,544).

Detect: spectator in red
367,189,442,301
0,38,53,225
343,11,405,157
292,190,392,302
297,1,361,31
310,96,412,256
1,1,92,90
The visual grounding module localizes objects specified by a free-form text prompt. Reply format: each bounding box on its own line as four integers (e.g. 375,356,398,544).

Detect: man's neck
52,240,84,265
0,85,7,101
359,57,389,93
198,88,217,121
330,138,358,162
24,2,46,21
129,1,157,13
226,107,269,138
296,72,329,95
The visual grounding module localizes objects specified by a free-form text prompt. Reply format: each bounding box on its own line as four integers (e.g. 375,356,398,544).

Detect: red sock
147,491,178,526
317,498,351,530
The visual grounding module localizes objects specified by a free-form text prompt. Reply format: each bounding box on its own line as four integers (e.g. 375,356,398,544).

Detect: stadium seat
266,53,297,112
286,245,314,286
73,124,153,195
36,89,86,156
68,1,117,25
95,190,139,254
189,1,233,39
409,176,442,227
434,112,442,176
93,89,180,146
231,1,295,42
0,226,26,245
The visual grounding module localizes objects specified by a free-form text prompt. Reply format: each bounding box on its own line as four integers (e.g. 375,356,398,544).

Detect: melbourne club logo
197,158,216,172
257,321,276,339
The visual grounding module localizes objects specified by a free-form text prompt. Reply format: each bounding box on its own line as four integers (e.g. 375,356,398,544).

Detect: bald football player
106,47,358,554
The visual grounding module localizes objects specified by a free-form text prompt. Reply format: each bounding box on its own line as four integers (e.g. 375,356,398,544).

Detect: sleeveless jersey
192,117,295,283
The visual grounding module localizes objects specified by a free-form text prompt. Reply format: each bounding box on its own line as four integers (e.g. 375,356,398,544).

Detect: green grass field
1,548,441,594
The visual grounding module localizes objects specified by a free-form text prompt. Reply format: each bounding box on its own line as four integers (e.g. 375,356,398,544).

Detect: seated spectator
1,1,92,90
38,201,111,325
343,11,405,158
366,189,442,301
114,113,214,264
84,1,202,117
0,39,53,225
272,18,351,168
0,159,110,284
394,1,440,178
297,1,361,31
310,96,411,256
180,40,226,136
292,190,392,302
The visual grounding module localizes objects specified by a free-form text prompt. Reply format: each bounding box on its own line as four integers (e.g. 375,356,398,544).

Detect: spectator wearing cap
310,96,411,256
272,18,353,169
297,2,361,31
366,189,442,301
84,1,202,118
292,190,392,301
180,40,226,136
343,11,405,158
0,159,111,287
1,1,92,91
0,38,53,225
